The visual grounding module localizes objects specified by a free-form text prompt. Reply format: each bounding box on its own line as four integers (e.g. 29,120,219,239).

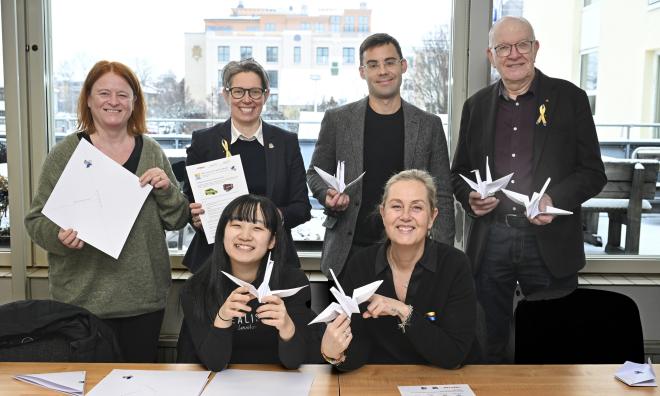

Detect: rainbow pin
425,311,437,322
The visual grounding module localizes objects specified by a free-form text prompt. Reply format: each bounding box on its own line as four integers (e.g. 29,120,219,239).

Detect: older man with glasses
451,16,606,363
307,33,455,282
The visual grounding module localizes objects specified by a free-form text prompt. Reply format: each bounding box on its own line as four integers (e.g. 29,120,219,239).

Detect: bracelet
397,304,414,334
216,311,231,322
321,350,346,366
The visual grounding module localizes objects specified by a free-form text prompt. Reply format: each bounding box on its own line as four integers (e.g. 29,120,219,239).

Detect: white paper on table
201,369,314,396
309,268,383,324
186,155,249,244
14,371,85,396
221,252,308,303
501,177,573,219
42,139,152,259
314,161,365,193
459,156,513,199
398,384,476,396
615,358,657,387
87,369,211,396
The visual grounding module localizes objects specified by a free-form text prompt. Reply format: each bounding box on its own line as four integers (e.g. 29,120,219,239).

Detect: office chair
514,288,645,364
0,299,123,362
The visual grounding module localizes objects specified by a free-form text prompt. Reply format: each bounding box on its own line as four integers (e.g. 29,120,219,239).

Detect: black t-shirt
353,105,404,245
77,132,143,174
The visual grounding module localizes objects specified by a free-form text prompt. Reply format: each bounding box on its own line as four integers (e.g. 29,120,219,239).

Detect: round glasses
492,40,535,57
225,87,267,100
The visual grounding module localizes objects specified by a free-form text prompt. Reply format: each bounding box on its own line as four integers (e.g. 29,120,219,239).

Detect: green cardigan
25,133,190,318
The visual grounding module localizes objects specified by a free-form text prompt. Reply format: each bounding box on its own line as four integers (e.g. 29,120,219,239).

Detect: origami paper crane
459,156,513,199
501,177,573,218
308,269,382,324
222,253,308,303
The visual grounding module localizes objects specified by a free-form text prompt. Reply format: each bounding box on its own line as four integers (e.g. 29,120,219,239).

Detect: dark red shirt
493,75,539,215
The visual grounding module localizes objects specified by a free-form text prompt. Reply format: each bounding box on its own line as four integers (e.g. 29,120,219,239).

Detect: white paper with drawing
42,139,152,259
186,155,249,244
87,369,211,396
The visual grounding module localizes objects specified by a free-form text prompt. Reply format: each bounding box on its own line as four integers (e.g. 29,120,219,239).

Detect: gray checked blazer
307,97,455,277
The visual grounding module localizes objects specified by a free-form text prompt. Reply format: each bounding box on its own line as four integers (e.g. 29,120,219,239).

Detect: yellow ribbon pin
536,104,547,126
221,139,232,158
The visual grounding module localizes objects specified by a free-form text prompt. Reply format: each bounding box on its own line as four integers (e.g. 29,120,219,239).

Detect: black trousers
103,309,165,363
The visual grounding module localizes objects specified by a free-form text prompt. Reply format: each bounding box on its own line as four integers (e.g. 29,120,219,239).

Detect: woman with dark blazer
183,58,311,273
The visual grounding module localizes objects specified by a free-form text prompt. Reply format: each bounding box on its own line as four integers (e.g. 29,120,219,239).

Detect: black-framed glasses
225,87,267,100
492,40,535,57
360,58,403,72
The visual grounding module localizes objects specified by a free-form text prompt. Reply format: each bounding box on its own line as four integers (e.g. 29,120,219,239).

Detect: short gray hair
488,16,536,48
381,169,437,212
221,58,269,90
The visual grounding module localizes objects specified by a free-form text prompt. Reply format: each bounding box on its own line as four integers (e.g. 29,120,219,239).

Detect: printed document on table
87,369,211,396
14,371,85,396
186,155,249,244
398,384,476,396
42,139,152,259
201,369,314,396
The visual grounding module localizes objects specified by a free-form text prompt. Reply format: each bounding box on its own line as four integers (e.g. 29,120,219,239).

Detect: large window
498,0,660,258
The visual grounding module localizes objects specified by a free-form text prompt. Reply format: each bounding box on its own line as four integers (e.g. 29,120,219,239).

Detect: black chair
514,288,644,364
0,299,123,362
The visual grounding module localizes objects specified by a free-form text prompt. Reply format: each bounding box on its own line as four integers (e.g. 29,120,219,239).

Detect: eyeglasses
225,87,267,100
360,58,403,72
492,40,535,57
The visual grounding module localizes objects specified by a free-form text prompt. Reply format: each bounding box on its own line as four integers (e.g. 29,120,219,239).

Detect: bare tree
408,27,450,114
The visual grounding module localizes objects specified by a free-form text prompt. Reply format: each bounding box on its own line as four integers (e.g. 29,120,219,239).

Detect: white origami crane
313,161,365,193
308,269,383,325
459,156,513,199
501,177,573,218
221,253,308,303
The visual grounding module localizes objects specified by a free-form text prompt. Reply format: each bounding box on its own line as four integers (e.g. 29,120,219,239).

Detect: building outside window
358,16,369,32
266,46,279,63
580,51,599,115
316,47,329,65
344,16,355,32
293,46,301,64
342,47,355,65
267,70,278,89
217,46,230,62
330,16,340,32
265,23,276,31
240,46,252,60
301,22,310,30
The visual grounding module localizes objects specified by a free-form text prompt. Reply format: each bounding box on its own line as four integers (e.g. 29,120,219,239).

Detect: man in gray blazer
307,33,454,277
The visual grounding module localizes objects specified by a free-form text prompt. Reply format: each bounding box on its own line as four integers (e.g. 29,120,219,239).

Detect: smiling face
487,17,539,89
223,205,276,270
380,179,438,250
359,43,407,101
86,72,135,132
224,71,268,132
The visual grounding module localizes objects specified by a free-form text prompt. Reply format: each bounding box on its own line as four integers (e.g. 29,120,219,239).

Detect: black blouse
338,239,477,370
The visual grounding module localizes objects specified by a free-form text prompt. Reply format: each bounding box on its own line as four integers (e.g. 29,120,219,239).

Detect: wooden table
0,362,337,396
338,364,660,395
2,362,659,395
